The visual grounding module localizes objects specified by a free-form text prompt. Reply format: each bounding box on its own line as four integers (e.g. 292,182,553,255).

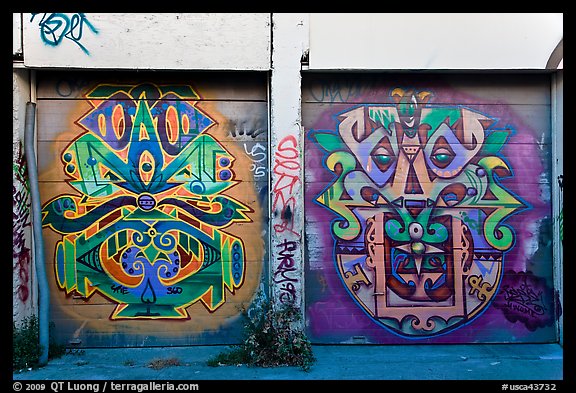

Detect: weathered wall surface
551,72,563,346
269,14,309,312
35,71,268,346
303,73,559,343
19,13,563,71
21,13,271,70
13,12,563,346
13,70,36,323
308,13,563,70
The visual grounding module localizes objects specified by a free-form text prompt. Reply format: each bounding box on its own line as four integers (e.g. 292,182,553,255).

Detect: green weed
13,315,66,370
208,295,315,372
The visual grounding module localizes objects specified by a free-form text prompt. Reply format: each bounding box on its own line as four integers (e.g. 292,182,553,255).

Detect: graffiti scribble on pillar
42,83,252,319
309,88,528,337
13,140,32,302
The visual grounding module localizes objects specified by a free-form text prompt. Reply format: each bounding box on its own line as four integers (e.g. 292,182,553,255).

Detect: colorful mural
304,76,557,342
40,81,262,325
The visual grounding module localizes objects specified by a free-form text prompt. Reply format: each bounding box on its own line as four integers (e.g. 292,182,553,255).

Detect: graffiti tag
308,79,370,103
494,271,555,332
243,143,267,179
500,281,546,317
272,135,301,237
273,239,299,304
30,13,98,55
13,141,31,302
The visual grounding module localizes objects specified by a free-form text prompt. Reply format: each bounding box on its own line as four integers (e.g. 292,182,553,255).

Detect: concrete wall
20,13,271,70
16,13,563,71
13,69,36,323
551,71,563,346
13,13,22,56
269,14,309,313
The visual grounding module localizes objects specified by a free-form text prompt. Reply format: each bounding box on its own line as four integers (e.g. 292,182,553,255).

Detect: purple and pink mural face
305,79,557,342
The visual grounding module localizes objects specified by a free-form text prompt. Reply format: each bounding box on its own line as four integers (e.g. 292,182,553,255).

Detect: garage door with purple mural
303,74,559,343
37,72,268,347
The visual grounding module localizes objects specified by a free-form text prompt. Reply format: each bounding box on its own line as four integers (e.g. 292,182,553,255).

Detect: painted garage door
37,71,268,347
303,73,559,344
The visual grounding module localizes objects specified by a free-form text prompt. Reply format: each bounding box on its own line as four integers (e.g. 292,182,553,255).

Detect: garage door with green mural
37,71,268,347
303,73,559,343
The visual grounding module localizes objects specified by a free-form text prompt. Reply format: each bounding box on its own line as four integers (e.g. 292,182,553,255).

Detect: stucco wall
551,71,563,346
308,13,563,70
269,13,309,312
20,13,271,70
13,69,36,324
18,13,563,71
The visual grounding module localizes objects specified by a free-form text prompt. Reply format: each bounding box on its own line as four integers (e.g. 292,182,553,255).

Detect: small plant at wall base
13,315,67,370
207,296,315,371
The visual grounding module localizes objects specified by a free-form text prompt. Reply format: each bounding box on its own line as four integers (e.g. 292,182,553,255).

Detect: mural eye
399,102,415,117
374,154,392,165
431,147,455,168
219,169,232,181
408,101,416,116
371,146,395,171
424,255,444,270
219,157,231,167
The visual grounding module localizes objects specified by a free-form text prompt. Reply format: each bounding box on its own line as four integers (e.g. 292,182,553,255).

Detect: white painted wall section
308,13,563,70
269,13,309,313
551,71,563,346
13,69,36,324
13,13,22,56
22,13,271,70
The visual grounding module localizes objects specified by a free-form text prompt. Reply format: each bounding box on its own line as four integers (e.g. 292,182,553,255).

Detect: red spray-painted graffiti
272,135,301,237
271,134,302,305
13,140,32,302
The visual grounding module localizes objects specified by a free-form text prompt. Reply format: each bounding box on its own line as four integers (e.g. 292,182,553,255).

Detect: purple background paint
303,74,556,344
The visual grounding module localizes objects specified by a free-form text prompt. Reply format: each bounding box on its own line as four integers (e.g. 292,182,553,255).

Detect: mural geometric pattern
42,83,251,319
309,88,528,337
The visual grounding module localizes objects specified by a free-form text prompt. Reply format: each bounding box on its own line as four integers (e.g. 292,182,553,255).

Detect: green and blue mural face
41,82,263,325
304,76,558,343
